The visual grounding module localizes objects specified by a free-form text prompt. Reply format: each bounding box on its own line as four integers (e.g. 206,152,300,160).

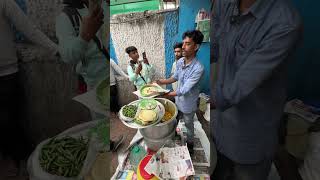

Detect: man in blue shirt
212,0,302,179
156,30,204,155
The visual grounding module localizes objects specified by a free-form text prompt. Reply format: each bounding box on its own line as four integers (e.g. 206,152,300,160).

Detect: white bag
299,132,320,180
27,121,100,180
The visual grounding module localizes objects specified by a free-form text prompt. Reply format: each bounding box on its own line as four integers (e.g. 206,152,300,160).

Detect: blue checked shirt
173,57,204,113
213,0,302,163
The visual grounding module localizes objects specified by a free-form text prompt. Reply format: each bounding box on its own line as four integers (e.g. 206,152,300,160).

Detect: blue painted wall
164,11,179,90
110,35,118,63
177,0,211,94
288,0,320,102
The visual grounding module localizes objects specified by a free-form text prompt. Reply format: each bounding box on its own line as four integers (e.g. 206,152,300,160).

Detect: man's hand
143,58,149,65
155,77,176,85
159,91,176,99
155,79,164,85
210,99,216,109
167,91,177,96
80,7,104,42
135,63,142,75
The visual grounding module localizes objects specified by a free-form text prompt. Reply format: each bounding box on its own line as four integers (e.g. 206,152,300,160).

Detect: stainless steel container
143,130,176,151
139,98,178,139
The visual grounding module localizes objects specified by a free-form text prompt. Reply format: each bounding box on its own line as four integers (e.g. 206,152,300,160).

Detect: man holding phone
126,46,155,90
56,0,107,90
56,0,124,152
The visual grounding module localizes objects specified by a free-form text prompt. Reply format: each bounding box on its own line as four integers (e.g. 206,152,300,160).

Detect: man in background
171,42,183,91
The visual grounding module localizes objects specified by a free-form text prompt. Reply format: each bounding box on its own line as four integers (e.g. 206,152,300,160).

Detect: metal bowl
143,130,176,151
139,98,178,139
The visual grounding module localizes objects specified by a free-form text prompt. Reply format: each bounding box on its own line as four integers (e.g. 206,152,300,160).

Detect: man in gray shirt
0,0,57,175
211,0,302,179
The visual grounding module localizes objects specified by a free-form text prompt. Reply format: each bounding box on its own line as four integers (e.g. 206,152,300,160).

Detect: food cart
113,84,211,180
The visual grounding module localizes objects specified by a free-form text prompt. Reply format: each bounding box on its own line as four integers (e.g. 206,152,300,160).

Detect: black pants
211,151,272,180
110,85,120,113
0,73,30,160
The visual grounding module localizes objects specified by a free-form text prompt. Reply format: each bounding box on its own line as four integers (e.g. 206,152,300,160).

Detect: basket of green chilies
27,121,100,180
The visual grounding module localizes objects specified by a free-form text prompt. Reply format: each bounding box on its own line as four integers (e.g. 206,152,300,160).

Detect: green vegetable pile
122,105,138,118
96,79,109,110
39,136,88,177
88,119,110,151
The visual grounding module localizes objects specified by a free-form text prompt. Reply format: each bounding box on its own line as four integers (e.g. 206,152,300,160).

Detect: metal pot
143,130,176,151
139,98,178,139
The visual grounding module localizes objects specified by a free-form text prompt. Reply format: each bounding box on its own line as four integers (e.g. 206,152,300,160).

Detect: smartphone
89,0,102,15
142,52,147,59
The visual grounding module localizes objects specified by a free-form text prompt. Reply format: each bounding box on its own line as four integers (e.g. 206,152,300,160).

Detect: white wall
111,12,167,80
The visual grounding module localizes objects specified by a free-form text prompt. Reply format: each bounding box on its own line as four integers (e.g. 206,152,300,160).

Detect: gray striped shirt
212,0,302,163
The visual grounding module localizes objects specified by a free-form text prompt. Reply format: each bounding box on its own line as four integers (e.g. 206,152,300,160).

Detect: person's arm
111,60,128,78
156,59,179,85
157,77,177,85
3,0,58,53
166,91,177,97
127,65,138,82
157,61,180,85
216,25,302,111
55,13,89,64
